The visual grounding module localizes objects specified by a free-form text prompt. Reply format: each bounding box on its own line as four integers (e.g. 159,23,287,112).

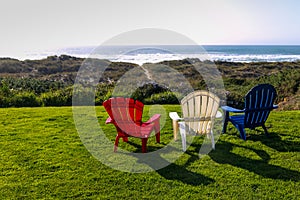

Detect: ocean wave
21,45,300,64
93,53,300,64
208,54,300,63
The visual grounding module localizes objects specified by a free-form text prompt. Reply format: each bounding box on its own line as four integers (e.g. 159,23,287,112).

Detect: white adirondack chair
169,91,222,151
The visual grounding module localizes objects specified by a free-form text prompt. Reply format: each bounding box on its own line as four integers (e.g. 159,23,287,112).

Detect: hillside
0,55,299,109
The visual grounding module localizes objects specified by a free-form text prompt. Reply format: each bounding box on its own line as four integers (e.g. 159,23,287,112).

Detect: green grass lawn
0,106,299,199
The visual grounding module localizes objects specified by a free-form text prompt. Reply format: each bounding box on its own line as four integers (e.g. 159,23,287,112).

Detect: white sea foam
98,53,183,65
20,46,300,64
94,53,300,64
207,54,300,63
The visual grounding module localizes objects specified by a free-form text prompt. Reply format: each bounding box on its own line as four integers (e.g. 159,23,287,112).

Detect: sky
1,0,300,58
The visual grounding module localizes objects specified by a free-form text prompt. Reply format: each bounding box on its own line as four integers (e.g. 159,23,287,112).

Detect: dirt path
140,65,152,80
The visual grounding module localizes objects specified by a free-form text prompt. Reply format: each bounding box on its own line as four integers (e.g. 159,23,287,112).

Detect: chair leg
210,131,215,150
178,122,186,151
172,120,179,141
237,125,246,140
154,121,160,143
262,124,269,137
181,132,186,152
122,137,128,142
141,138,148,153
114,135,121,152
155,132,160,143
222,111,229,133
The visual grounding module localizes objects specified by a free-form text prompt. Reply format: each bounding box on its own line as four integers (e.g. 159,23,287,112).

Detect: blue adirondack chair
222,84,278,140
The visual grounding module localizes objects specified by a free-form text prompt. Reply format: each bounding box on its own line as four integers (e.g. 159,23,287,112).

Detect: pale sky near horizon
1,0,300,58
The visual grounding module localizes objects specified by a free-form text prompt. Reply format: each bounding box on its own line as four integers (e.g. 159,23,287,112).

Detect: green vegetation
0,56,299,109
0,56,299,198
0,106,299,199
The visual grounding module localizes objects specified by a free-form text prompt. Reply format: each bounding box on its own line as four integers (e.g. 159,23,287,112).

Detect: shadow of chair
209,140,300,181
134,146,215,186
247,130,300,152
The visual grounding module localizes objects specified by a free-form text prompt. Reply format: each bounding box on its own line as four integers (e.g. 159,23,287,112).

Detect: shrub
95,83,114,105
131,83,169,102
40,87,72,106
11,92,41,107
144,92,180,104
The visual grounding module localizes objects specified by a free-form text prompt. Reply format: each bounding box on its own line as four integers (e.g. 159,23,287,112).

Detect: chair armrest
216,111,222,118
273,104,279,109
105,117,113,124
221,106,245,113
145,114,161,124
169,112,183,121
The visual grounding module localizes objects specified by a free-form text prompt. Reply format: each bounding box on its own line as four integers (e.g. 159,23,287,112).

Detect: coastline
6,45,300,64
0,55,299,110
0,54,299,78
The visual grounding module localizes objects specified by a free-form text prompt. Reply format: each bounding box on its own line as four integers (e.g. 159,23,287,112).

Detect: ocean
27,45,300,65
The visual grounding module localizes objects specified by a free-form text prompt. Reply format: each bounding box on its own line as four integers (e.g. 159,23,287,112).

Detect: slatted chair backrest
103,97,144,136
244,84,277,128
181,91,220,134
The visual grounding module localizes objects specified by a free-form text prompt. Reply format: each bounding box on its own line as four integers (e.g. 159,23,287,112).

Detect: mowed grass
0,106,299,199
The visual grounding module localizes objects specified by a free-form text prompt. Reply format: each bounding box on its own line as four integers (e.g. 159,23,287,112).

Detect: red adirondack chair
103,97,161,153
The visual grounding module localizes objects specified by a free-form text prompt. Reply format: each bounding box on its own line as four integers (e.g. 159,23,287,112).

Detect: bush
40,87,72,106
11,92,41,107
131,83,169,102
0,94,10,107
95,83,114,105
144,92,180,104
